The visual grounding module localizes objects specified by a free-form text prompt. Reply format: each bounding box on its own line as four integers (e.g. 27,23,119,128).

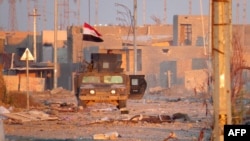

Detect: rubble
172,112,191,122
163,132,177,141
0,106,10,120
1,110,58,123
93,131,121,140
50,87,64,95
2,89,213,140
149,86,164,94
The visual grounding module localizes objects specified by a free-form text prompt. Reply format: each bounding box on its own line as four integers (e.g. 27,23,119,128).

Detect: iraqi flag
82,22,103,42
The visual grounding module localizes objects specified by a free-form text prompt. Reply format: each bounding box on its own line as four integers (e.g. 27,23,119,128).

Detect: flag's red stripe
83,23,102,37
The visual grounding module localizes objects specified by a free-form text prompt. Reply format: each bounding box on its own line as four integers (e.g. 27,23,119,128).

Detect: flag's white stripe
83,27,99,37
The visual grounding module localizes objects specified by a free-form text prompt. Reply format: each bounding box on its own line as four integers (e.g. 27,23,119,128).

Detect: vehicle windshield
104,75,123,84
82,76,101,83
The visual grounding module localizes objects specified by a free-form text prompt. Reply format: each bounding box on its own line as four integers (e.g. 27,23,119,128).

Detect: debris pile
0,109,58,124
93,131,121,140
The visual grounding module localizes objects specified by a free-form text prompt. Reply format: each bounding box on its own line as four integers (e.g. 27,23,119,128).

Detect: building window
180,24,192,45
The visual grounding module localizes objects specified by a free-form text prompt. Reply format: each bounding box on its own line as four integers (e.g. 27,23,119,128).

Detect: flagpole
54,0,58,89
80,35,84,72
133,0,137,75
88,0,90,23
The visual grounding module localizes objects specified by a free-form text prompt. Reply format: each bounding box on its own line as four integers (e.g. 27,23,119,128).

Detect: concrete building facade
1,15,250,94
173,15,209,46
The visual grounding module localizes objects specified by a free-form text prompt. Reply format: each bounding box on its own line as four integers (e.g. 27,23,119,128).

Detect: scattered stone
172,113,191,122
78,106,84,111
45,109,59,116
92,107,117,112
120,108,129,114
0,106,10,120
120,110,129,114
159,114,172,123
130,114,143,121
93,131,120,140
163,132,177,141
50,87,63,95
165,98,181,102
129,114,172,123
149,86,163,94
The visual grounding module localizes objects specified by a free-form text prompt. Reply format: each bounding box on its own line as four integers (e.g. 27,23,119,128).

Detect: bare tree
230,27,249,124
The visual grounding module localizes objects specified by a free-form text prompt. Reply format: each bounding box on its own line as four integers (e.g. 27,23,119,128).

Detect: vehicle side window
131,78,138,86
104,75,123,83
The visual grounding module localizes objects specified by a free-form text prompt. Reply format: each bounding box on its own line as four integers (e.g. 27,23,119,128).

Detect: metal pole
133,0,137,74
29,8,40,62
167,71,171,88
88,0,90,23
33,9,36,62
143,0,146,25
54,0,58,89
26,50,30,110
212,0,232,140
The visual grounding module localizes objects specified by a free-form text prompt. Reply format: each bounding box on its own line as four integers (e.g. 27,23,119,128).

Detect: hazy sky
0,0,249,31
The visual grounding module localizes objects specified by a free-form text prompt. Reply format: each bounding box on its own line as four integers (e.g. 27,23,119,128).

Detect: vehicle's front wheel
117,100,127,109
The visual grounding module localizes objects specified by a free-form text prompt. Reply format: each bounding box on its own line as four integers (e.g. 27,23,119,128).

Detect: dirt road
2,90,212,141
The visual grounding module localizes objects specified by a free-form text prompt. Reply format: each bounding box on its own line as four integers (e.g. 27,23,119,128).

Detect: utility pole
54,0,58,89
88,0,90,23
95,0,98,25
143,0,145,25
189,0,192,15
164,0,167,24
212,0,232,140
29,8,40,62
133,0,137,75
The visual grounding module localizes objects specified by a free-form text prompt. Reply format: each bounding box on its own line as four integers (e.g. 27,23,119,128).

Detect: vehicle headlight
110,89,116,94
89,90,95,94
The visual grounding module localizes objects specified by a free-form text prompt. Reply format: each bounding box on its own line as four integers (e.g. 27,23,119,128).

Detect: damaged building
1,15,250,95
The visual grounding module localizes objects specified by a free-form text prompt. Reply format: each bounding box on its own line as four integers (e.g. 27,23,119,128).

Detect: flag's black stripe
83,34,103,42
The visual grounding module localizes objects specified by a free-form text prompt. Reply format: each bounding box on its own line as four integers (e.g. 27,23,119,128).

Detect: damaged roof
0,53,54,71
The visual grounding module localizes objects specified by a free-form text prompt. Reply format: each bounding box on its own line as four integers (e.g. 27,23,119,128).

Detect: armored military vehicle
74,53,147,109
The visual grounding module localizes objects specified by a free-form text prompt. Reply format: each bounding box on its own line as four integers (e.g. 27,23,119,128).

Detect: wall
140,46,207,90
3,75,45,92
1,21,250,92
42,30,67,45
185,69,208,93
67,25,173,64
173,15,209,46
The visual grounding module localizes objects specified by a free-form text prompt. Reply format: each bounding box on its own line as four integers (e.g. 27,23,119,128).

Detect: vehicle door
128,75,147,99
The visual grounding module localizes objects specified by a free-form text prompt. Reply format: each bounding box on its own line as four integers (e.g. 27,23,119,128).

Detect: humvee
74,53,147,109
